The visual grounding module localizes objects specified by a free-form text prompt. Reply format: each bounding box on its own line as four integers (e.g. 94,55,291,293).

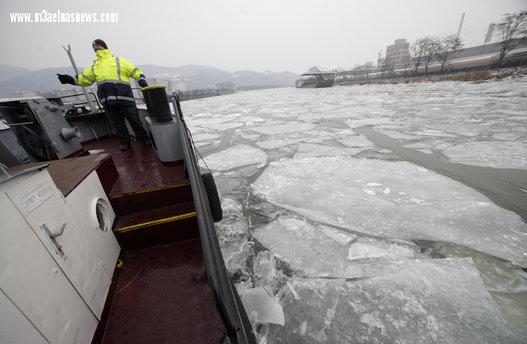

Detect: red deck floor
114,201,196,229
82,137,225,343
83,137,187,196
101,239,225,343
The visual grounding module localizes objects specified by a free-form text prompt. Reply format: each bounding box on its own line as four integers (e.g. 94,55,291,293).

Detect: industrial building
385,39,411,69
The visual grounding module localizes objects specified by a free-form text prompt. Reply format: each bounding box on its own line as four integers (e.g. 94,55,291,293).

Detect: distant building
296,66,336,88
377,50,384,67
377,57,385,68
385,39,411,70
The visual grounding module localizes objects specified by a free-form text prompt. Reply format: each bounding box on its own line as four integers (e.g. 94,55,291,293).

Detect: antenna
484,23,495,44
62,44,96,112
456,12,465,39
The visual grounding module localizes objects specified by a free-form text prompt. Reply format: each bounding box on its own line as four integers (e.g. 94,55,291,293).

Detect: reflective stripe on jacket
76,49,145,107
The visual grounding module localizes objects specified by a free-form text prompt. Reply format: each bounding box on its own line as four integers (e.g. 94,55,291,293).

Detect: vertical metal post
484,23,495,44
456,12,465,39
481,23,495,56
62,44,96,112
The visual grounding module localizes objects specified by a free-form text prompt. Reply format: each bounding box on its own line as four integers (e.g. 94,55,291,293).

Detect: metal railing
57,91,103,112
171,95,256,344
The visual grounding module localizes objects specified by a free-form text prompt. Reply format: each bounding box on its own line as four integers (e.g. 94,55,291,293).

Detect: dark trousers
105,105,149,144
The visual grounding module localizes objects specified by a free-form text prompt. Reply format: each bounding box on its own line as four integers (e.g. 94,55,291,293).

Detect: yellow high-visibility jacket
76,49,145,107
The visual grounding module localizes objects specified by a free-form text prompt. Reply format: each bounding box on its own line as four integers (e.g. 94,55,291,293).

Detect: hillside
0,64,32,82
0,67,78,97
0,64,298,98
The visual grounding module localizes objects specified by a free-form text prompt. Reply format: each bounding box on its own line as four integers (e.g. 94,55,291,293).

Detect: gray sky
1,0,525,74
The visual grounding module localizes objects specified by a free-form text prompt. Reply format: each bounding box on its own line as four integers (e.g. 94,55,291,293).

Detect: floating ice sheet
220,197,244,214
192,132,221,142
319,225,356,245
443,141,527,169
298,105,393,121
338,135,374,148
249,122,316,135
253,157,527,266
253,251,282,289
253,217,418,278
492,132,523,141
239,287,285,326
257,138,304,150
202,144,267,171
294,143,363,158
269,258,524,344
347,238,414,261
377,129,422,140
430,242,527,294
221,236,252,275
213,122,244,131
414,129,458,138
253,217,352,277
345,117,393,128
331,259,523,343
434,122,496,137
189,113,242,128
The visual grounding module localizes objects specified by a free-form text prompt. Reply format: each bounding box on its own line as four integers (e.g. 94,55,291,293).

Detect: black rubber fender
201,172,223,222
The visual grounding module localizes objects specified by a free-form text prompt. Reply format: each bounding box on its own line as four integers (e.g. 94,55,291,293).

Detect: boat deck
83,137,225,343
100,239,225,344
84,137,187,196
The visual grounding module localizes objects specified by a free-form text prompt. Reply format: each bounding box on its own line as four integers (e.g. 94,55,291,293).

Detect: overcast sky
1,0,525,74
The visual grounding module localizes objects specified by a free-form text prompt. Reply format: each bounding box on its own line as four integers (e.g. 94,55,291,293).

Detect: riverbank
338,67,527,86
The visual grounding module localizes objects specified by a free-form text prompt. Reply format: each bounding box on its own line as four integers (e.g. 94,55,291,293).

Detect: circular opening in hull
93,198,110,231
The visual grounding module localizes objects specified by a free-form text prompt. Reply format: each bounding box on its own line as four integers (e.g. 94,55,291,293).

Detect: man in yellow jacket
58,39,150,151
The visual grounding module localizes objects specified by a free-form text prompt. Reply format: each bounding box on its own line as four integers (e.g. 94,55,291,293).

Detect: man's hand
138,74,148,88
57,74,76,85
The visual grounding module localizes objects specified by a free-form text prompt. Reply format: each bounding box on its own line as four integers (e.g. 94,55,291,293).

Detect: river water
181,78,527,343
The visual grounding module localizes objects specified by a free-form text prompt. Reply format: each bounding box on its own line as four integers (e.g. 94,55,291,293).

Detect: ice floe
253,217,418,278
338,135,374,148
202,144,267,171
250,122,316,135
294,143,363,158
319,225,356,245
269,258,524,343
253,157,527,266
256,138,304,150
347,238,415,261
443,141,527,169
239,286,285,326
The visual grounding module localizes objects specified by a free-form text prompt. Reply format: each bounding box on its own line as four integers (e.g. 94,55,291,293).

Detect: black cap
92,39,108,49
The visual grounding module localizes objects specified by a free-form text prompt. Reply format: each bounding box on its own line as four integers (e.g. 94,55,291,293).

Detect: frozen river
181,78,527,343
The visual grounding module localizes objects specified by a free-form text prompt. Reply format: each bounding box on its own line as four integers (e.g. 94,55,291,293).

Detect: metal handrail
57,92,103,112
171,96,256,344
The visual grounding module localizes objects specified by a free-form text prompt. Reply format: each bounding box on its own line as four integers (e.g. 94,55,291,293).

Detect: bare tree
422,37,441,74
435,35,464,73
401,54,412,77
410,38,427,75
495,11,527,65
